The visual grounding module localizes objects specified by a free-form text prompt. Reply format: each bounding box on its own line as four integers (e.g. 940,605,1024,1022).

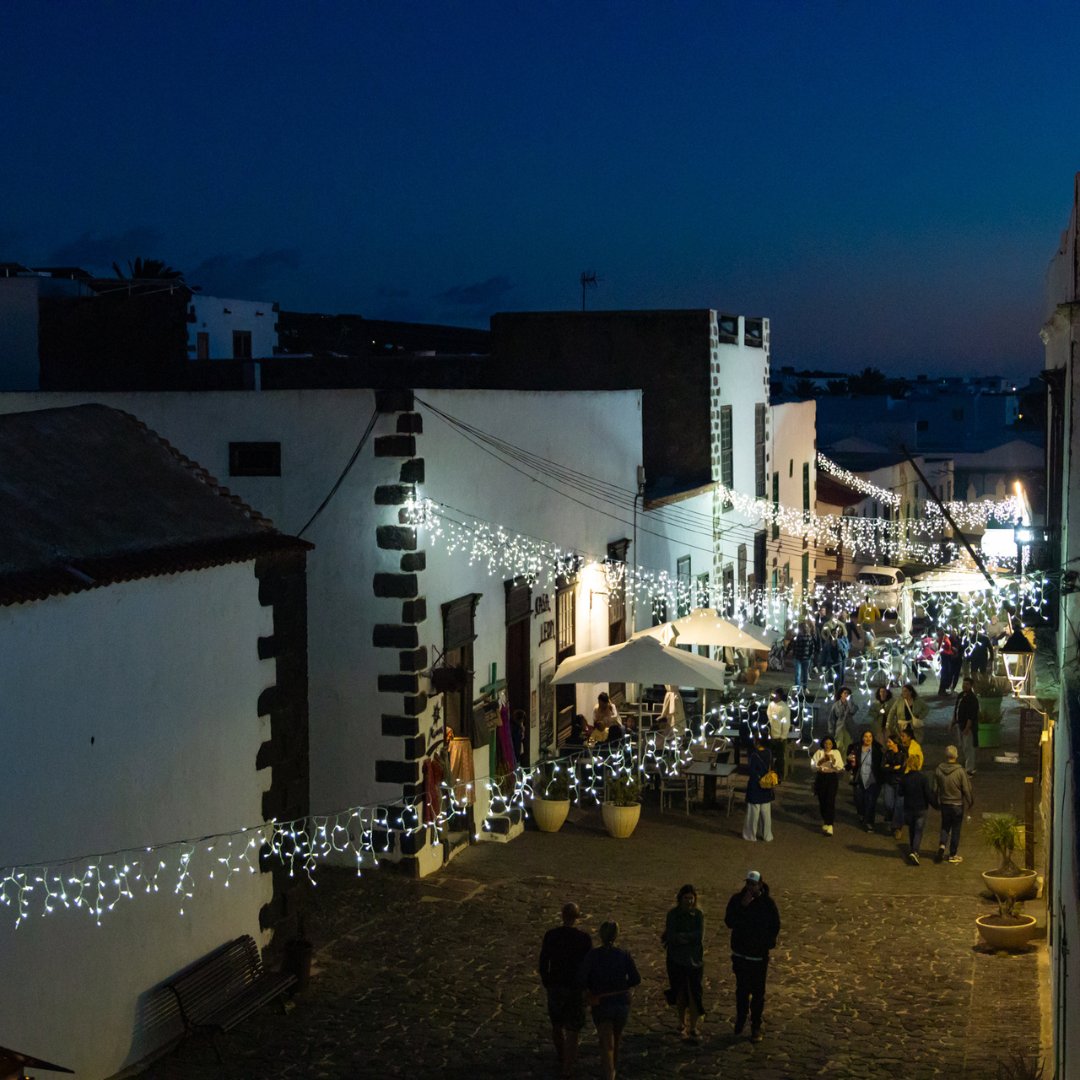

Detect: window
744,318,763,347
722,565,735,616
754,404,766,497
676,556,692,617
442,594,480,745
802,462,811,513
771,472,780,540
718,314,738,343
556,585,576,654
801,552,809,593
196,332,210,360
232,330,253,359
720,405,733,508
753,531,767,593
737,544,747,595
229,441,281,477
696,572,710,609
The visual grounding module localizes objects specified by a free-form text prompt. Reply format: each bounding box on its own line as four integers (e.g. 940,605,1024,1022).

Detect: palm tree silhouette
111,257,184,281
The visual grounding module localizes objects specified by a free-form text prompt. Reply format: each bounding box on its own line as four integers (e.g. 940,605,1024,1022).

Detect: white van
856,565,905,613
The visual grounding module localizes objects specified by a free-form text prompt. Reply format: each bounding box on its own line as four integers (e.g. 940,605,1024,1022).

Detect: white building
0,404,308,1079
768,399,818,603
187,294,279,360
1042,171,1080,1080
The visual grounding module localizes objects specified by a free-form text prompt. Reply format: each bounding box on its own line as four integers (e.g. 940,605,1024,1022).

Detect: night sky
3,1,1078,375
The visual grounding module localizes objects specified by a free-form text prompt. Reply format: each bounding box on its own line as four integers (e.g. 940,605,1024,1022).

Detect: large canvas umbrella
632,607,777,650
552,634,727,689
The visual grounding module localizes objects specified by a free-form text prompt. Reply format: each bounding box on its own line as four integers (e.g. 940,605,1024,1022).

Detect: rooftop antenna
580,270,599,311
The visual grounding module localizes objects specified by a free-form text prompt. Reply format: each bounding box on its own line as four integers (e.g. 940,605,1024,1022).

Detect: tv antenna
580,270,600,311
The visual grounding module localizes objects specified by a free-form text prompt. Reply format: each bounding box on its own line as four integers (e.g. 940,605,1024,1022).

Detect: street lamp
999,626,1035,696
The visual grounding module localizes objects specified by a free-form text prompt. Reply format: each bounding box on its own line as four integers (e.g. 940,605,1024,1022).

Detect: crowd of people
539,874,781,1078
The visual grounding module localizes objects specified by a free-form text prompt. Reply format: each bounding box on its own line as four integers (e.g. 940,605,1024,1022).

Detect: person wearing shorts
539,902,592,1077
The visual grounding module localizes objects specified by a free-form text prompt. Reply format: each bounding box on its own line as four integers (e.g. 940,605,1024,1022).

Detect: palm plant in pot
977,813,1038,950
531,760,573,833
601,769,643,838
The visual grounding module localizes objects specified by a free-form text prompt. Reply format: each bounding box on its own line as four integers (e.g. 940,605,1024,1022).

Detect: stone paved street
141,688,1048,1080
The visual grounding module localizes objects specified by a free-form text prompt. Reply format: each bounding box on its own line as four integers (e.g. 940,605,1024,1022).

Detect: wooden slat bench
167,935,297,1061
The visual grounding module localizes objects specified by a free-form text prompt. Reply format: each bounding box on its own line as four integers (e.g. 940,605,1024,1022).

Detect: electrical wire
297,406,379,537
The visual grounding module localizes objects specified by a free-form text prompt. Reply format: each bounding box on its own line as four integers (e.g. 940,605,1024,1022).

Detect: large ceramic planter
982,869,1038,902
976,914,1038,950
602,802,641,839
977,722,1002,748
531,798,570,833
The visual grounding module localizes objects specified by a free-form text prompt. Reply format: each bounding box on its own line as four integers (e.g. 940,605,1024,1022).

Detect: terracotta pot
982,869,1038,902
531,798,570,833
601,802,641,839
976,913,1037,950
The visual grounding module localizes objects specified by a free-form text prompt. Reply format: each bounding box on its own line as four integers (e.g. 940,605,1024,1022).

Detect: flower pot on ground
976,681,1004,748
976,911,1038,951
602,773,642,838
977,814,1041,947
531,762,573,833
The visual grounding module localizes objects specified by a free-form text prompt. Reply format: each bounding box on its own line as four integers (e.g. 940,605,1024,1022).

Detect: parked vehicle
856,565,906,613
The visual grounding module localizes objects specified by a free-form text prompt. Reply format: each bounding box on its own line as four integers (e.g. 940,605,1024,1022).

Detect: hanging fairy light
816,454,901,508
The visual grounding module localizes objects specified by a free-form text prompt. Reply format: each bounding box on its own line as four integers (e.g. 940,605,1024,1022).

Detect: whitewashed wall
0,390,647,836
0,562,274,1080
188,295,278,359
771,400,817,603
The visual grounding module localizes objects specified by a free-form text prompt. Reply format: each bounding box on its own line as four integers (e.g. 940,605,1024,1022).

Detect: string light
816,454,901,508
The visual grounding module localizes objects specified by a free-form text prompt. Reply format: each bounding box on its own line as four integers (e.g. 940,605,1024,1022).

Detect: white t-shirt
767,700,791,739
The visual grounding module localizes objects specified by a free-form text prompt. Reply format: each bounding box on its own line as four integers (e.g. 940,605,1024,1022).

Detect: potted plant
974,673,1005,749
531,761,573,833
601,770,643,838
981,813,1038,903
976,813,1039,950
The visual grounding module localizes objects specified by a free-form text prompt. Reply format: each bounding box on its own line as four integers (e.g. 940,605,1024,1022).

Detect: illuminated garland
816,454,901,508
925,496,1023,529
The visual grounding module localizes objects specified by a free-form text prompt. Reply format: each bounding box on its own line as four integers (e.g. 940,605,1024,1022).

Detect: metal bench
167,935,297,1061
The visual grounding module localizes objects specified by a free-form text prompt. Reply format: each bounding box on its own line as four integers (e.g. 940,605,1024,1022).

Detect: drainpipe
631,465,645,631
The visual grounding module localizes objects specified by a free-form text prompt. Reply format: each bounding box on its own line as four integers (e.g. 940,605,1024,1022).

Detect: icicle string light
816,454,902,508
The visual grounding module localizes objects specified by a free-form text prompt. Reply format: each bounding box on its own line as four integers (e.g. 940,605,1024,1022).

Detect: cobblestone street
142,691,1048,1080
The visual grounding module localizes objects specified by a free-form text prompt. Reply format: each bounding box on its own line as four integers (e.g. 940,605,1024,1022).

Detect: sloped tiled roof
0,404,310,606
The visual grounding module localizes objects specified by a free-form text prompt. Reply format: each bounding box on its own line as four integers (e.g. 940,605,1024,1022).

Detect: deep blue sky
3,1,1077,375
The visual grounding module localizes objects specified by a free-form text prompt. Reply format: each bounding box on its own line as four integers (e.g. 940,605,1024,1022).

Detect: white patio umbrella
632,607,778,650
552,634,728,689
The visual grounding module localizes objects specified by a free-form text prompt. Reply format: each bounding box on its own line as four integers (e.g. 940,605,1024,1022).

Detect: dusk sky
3,1,1078,376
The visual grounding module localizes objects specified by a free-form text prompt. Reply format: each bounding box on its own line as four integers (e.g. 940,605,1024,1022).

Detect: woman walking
578,921,641,1080
743,736,776,842
662,884,705,1042
810,735,844,835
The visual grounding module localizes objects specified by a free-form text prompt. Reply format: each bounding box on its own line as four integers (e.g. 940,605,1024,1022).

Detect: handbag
758,769,780,789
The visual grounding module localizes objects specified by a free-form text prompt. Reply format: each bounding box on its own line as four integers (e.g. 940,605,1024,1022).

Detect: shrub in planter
977,813,1038,949
602,771,643,838
531,761,573,833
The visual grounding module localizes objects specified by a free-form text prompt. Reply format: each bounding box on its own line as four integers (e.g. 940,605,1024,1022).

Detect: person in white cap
724,870,781,1043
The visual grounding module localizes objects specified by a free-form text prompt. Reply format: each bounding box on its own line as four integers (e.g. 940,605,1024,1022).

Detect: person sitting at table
587,716,609,747
564,714,588,751
594,692,619,732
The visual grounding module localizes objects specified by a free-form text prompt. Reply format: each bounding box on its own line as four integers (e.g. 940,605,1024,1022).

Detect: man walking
847,728,882,832
934,746,975,863
538,902,593,1077
792,622,815,692
952,677,979,776
899,755,936,865
724,870,781,1043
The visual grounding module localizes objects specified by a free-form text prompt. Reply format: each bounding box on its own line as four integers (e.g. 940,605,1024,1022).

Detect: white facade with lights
0,563,275,1080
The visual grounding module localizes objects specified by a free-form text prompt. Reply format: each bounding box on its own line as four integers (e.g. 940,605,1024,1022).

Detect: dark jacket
725,884,781,959
880,744,907,788
899,769,936,815
746,746,775,805
952,690,979,734
792,632,815,662
578,945,641,1006
847,739,883,787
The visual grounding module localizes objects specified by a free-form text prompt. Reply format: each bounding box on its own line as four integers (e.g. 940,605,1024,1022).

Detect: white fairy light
816,454,901,508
